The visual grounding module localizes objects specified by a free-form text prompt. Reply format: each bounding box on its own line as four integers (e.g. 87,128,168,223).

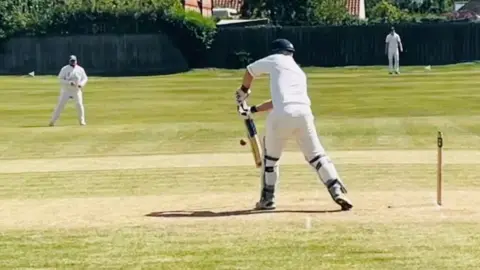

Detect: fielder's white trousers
50,88,85,124
388,50,400,73
264,106,326,162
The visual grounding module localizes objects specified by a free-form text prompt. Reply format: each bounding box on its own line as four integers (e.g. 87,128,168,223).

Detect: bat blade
244,117,262,168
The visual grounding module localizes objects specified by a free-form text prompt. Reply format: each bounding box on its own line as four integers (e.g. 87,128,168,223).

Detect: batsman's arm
240,57,272,91
251,99,273,113
240,69,254,91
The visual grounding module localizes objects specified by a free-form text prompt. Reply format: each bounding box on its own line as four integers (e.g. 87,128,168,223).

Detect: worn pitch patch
0,150,479,174
0,190,479,230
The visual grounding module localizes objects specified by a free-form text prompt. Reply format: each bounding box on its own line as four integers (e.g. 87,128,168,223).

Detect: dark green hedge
0,0,217,67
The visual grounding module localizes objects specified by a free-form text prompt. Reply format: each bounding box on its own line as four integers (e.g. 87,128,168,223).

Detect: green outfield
1,64,480,269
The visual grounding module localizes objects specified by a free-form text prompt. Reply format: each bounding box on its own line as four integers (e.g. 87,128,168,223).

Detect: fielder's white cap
69,55,77,61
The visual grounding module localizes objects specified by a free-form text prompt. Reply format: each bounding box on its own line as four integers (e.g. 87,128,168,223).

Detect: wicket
437,131,443,206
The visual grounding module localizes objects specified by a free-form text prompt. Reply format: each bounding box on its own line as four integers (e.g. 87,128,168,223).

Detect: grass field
1,64,480,269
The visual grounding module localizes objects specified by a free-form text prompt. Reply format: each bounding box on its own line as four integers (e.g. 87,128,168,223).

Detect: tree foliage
396,0,454,14
0,0,217,67
313,0,358,25
241,0,361,26
369,0,409,23
240,0,453,26
366,0,454,19
368,0,450,24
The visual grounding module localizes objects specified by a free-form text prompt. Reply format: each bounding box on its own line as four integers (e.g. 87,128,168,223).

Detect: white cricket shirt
58,64,88,91
246,54,311,114
385,33,401,52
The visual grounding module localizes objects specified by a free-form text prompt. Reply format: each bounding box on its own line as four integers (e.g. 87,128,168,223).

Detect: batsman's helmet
270,39,295,54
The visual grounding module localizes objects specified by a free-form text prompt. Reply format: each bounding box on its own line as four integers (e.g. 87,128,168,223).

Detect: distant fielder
49,55,88,126
385,27,403,74
235,39,353,211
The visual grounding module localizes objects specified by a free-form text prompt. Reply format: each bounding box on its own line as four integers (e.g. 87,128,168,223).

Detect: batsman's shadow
146,209,343,218
19,124,51,128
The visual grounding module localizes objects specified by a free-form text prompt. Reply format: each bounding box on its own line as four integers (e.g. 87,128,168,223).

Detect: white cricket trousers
388,49,400,73
50,88,85,124
259,105,344,203
264,108,325,162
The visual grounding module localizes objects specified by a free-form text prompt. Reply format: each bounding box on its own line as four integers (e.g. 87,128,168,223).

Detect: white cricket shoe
327,179,353,211
333,193,353,211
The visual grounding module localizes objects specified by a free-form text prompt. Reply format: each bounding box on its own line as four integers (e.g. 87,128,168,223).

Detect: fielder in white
49,55,88,126
235,39,353,211
385,27,403,74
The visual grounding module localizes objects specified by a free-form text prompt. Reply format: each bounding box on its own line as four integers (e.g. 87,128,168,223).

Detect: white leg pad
309,155,338,184
309,155,348,193
263,157,279,187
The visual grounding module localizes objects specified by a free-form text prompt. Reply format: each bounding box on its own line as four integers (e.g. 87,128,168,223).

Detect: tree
240,0,355,25
313,0,361,25
367,0,454,17
366,0,392,17
394,0,454,13
241,0,318,25
369,0,410,23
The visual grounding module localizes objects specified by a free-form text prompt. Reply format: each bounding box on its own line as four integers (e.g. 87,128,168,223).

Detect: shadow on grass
19,124,86,128
146,209,343,218
19,124,51,128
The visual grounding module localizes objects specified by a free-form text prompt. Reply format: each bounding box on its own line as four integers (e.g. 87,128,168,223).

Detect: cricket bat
244,116,262,168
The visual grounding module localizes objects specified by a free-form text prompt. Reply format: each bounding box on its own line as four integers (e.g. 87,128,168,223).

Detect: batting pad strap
309,154,325,164
265,166,275,173
326,179,348,194
265,155,279,162
326,179,339,189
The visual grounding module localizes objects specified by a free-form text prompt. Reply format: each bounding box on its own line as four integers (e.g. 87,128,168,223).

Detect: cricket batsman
385,27,403,74
49,55,88,126
235,39,353,211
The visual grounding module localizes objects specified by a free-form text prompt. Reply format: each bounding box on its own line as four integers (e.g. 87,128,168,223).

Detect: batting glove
238,101,258,119
235,86,251,105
